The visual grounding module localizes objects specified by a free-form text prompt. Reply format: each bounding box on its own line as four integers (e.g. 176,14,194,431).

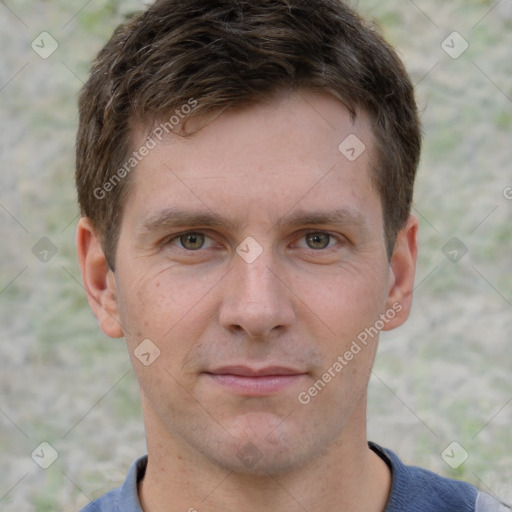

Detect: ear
382,214,418,331
76,217,124,338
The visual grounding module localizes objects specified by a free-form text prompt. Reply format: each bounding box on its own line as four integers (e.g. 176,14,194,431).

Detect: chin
207,414,319,476
213,444,313,477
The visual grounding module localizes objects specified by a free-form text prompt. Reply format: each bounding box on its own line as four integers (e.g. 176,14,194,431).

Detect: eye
168,232,211,251
301,232,338,250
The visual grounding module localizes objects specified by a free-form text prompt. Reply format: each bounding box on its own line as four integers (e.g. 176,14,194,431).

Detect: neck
138,400,391,512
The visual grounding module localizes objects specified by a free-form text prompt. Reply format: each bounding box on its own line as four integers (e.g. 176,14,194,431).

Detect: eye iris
180,233,204,250
306,233,330,250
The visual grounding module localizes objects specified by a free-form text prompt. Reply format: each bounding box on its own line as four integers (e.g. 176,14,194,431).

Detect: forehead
125,91,381,231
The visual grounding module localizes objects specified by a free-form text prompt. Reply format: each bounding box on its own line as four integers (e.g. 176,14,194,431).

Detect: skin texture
77,91,418,511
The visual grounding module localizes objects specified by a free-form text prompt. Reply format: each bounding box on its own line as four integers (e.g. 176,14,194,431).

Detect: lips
208,365,305,377
204,365,307,395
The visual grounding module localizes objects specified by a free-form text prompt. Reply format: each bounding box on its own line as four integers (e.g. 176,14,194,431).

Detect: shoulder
80,487,121,512
79,455,148,512
370,443,508,512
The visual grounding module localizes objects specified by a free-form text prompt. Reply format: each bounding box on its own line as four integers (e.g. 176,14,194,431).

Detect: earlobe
76,217,124,338
382,214,418,331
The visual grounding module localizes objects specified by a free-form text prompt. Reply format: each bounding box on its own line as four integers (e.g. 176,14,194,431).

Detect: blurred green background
1,0,511,510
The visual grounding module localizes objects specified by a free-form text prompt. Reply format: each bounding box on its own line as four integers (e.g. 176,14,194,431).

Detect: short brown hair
76,0,421,270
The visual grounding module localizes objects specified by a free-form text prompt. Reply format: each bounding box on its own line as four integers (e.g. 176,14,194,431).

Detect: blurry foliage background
0,0,511,510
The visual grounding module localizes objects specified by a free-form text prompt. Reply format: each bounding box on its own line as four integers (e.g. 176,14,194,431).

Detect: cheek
117,265,185,332
117,265,219,365
294,263,389,337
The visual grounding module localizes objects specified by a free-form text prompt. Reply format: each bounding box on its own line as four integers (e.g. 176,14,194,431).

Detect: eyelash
164,230,344,252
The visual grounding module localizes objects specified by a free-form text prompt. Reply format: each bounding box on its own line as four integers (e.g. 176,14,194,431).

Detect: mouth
204,365,307,396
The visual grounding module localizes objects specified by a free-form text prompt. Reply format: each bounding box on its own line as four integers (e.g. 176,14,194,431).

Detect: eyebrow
139,207,367,234
141,209,237,232
276,208,367,229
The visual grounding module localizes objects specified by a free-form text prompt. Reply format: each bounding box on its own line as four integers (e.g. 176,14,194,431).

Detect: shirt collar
116,454,148,512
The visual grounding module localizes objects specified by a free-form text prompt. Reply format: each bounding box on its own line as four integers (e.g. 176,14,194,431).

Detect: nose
218,247,295,339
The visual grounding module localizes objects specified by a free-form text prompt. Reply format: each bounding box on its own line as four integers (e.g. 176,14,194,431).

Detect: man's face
106,91,412,474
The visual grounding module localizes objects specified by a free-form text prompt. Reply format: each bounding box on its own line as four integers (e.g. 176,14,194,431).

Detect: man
74,0,509,510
